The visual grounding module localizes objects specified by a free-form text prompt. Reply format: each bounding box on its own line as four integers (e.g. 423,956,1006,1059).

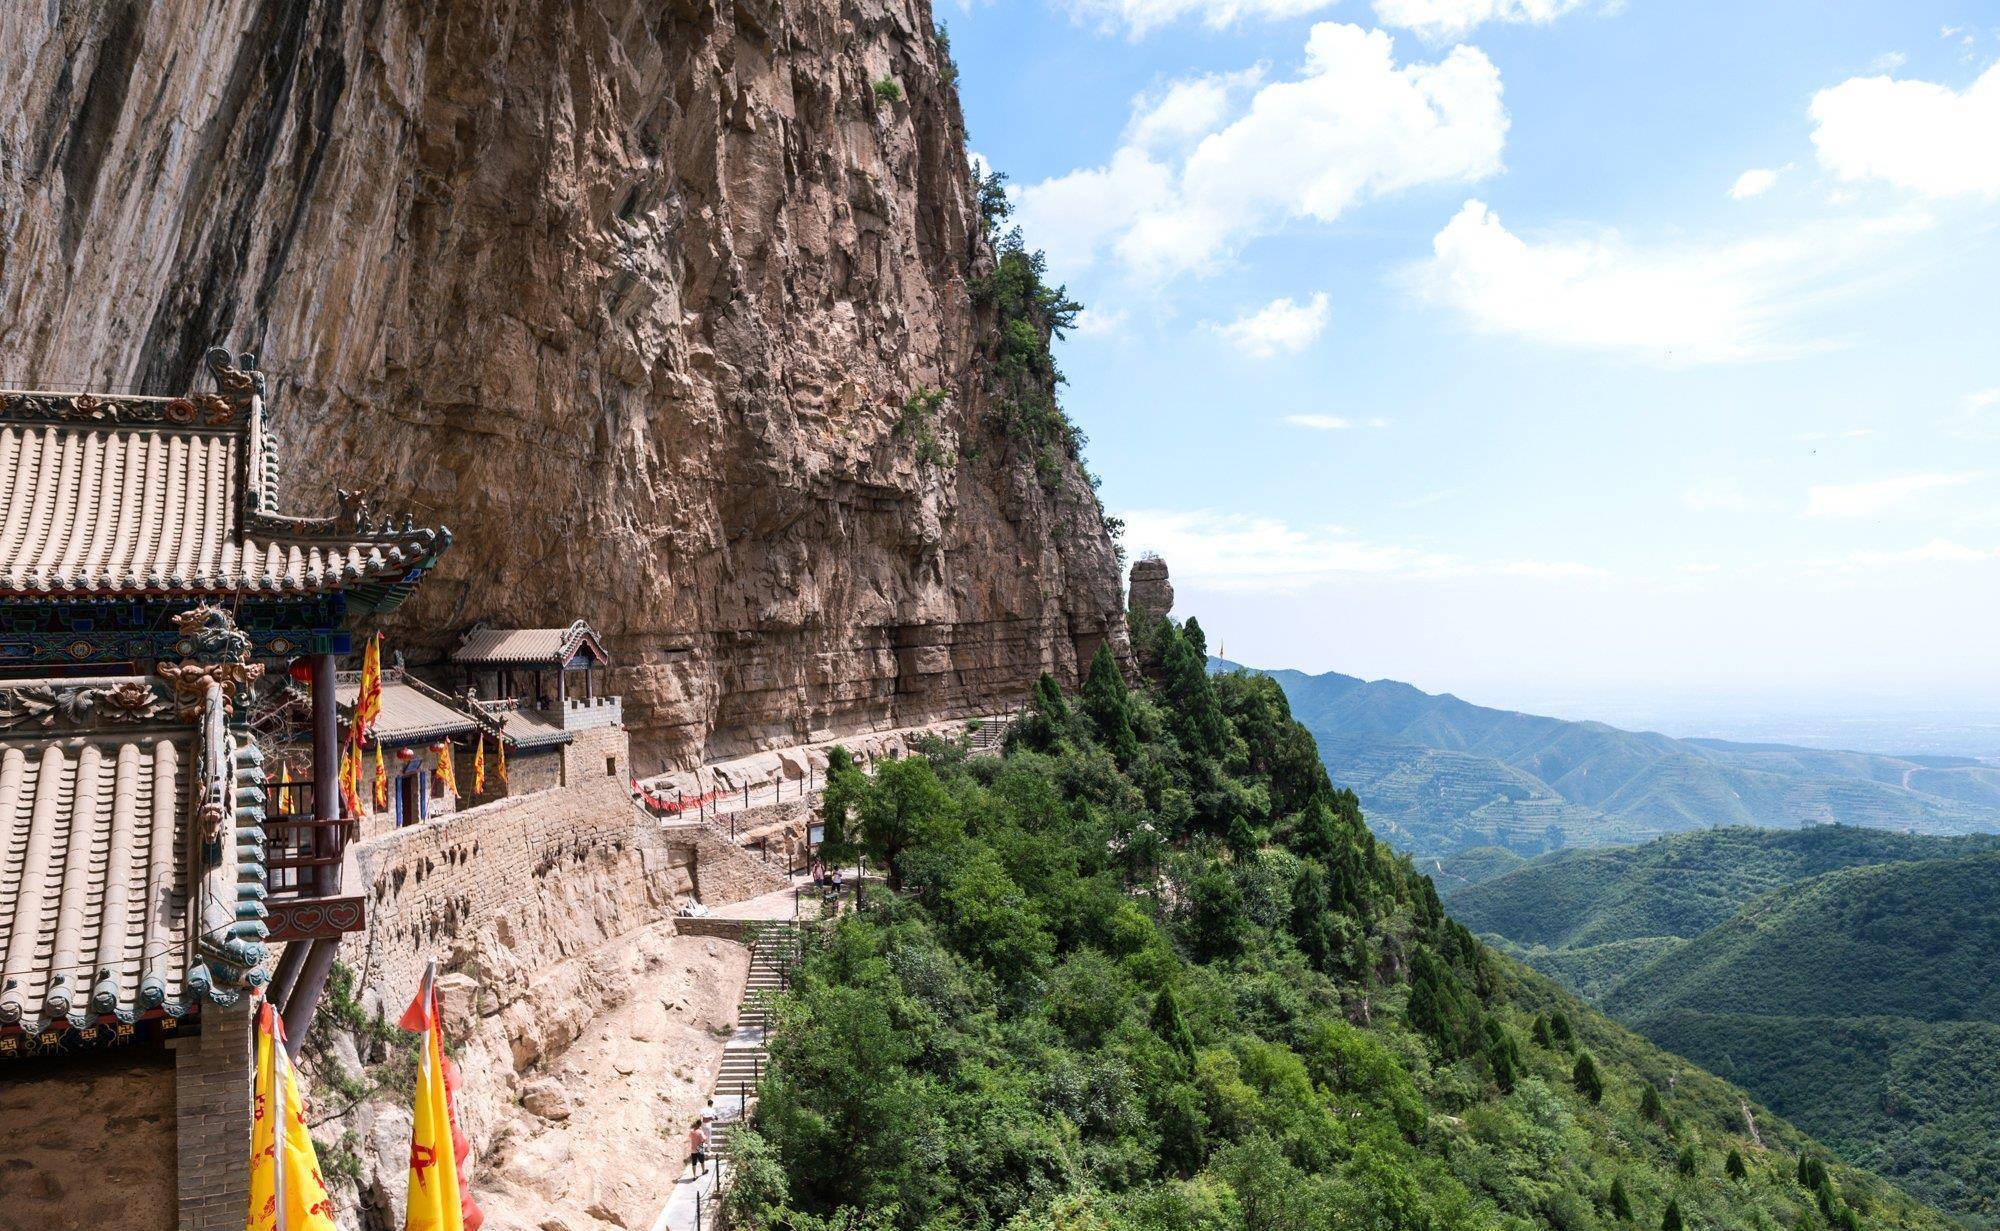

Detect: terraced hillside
1222,661,2000,855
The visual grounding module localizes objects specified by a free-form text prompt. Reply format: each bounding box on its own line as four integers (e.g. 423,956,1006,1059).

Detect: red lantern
396,746,415,763
288,657,315,684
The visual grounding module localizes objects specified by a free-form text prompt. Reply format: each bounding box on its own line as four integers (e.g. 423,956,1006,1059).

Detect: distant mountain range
1445,827,2000,1225
1214,659,2000,857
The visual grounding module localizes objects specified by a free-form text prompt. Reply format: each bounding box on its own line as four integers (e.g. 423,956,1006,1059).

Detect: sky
943,0,2000,729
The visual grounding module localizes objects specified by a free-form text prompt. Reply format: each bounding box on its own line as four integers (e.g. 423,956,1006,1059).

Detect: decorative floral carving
165,398,198,423
68,393,104,419
0,680,174,732
196,394,233,424
0,390,239,428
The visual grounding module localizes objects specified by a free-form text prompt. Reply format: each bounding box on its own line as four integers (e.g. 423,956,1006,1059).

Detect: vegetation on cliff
722,621,1943,1231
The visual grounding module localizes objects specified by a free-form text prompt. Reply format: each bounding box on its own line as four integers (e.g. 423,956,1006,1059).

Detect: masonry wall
174,1001,256,1231
0,1049,177,1231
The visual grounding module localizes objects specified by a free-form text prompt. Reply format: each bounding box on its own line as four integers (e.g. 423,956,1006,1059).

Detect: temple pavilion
0,347,451,1066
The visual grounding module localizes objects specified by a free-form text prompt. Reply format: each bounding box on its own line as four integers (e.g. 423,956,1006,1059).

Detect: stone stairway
713,922,794,1123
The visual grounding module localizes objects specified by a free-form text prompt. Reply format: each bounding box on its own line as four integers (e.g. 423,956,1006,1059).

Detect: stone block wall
174,1001,256,1231
564,724,629,787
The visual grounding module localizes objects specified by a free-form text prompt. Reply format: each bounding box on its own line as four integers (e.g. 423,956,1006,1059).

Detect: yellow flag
496,738,507,787
402,966,480,1231
277,762,294,816
472,737,486,796
246,1001,340,1231
436,740,459,801
374,742,390,811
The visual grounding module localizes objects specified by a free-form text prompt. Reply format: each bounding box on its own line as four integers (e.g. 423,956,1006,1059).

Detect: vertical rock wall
0,0,1127,765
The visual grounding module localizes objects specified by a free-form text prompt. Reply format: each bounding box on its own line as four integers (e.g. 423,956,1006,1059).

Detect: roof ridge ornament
157,604,265,720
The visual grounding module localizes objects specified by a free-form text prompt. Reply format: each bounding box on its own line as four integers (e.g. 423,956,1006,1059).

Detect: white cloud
1072,306,1130,337
1407,199,1930,364
1217,293,1331,357
1944,387,2000,438
1730,167,1781,199
1016,24,1506,282
1057,0,1338,37
1284,414,1353,429
1127,70,1263,150
1681,479,1757,512
1869,51,1909,73
1810,61,2000,198
1816,538,2000,569
1803,472,1984,518
1118,507,1604,591
1373,0,1592,42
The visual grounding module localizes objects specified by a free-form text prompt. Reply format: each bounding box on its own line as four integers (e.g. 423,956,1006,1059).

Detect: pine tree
1662,1198,1684,1231
1640,1082,1665,1123
1150,984,1196,1060
1608,1176,1633,1222
1532,1014,1556,1050
1573,1051,1604,1104
1726,1148,1748,1181
1081,644,1139,763
1550,1011,1576,1051
1676,1143,1699,1177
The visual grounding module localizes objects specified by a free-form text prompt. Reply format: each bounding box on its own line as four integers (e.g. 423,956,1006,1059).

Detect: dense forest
719,618,1946,1231
1452,829,2000,1224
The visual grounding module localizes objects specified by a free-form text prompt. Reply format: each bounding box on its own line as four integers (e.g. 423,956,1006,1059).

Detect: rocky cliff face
0,0,1126,765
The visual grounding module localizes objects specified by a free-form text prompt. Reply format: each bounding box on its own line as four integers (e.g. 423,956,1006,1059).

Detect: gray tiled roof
452,619,609,667
0,673,268,1029
0,353,447,603
337,680,478,745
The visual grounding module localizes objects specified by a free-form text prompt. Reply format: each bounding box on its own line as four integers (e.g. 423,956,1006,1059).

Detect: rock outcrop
1128,554,1175,627
0,0,1126,765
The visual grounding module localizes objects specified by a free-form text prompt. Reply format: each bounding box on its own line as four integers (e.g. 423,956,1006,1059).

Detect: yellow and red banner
355,633,384,745
436,740,459,801
471,737,486,796
339,742,363,818
496,738,507,787
246,1001,339,1231
374,742,390,812
400,965,482,1231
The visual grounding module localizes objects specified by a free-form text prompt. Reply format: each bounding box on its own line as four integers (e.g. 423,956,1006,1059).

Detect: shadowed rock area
0,0,1126,766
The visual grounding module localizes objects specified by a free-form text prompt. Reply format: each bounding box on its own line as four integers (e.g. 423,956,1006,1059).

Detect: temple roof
453,619,610,668
484,703,571,750
0,349,448,609
0,666,267,1030
337,673,479,745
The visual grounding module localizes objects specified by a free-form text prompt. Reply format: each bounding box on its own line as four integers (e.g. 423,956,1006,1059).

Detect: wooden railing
263,782,355,898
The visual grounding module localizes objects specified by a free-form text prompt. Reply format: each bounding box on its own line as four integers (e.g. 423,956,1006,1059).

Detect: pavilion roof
0,665,268,1032
0,349,448,609
452,619,610,668
336,669,480,745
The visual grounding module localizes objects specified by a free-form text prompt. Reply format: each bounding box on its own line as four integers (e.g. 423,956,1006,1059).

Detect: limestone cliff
0,0,1127,764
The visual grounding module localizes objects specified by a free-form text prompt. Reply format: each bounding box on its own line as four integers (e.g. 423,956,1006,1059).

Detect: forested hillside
1221,661,2000,857
1452,830,2000,1225
717,624,1948,1231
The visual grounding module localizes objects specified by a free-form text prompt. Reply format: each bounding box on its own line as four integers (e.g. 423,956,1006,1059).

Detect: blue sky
944,0,2000,725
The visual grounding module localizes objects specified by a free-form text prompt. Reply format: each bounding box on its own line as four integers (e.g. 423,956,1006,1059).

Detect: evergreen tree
1662,1199,1685,1231
1080,644,1139,763
1550,1012,1577,1051
1484,1018,1520,1094
1677,1144,1699,1177
1640,1082,1666,1123
1158,621,1228,759
1609,1176,1634,1222
1726,1148,1748,1181
1573,1052,1605,1104
1289,863,1338,972
1532,1014,1556,1050
1150,984,1196,1061
817,745,865,867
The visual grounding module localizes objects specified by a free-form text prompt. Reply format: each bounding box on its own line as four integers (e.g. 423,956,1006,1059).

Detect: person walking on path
688,1121,710,1179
